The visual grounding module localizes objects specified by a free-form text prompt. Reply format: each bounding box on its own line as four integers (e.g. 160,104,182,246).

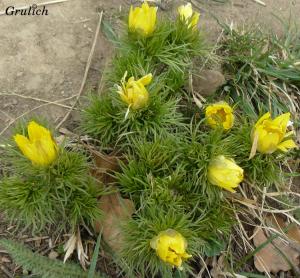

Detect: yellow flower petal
208,155,243,192
150,229,192,268
138,73,152,86
28,121,50,141
118,73,151,110
178,3,193,20
14,121,58,166
128,2,157,36
252,112,296,155
255,112,271,127
205,102,234,130
178,3,200,29
277,139,297,152
191,12,200,28
272,112,290,133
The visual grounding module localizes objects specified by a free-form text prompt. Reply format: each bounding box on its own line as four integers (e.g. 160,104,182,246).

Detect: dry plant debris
94,192,135,253
253,215,300,273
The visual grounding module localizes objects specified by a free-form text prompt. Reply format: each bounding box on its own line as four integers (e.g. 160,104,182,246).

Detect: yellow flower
118,72,151,110
205,102,234,130
14,121,58,166
178,3,200,29
208,155,244,193
128,1,157,37
252,112,297,154
150,229,192,269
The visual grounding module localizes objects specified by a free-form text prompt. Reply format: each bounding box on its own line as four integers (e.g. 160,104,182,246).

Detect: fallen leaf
63,229,89,269
266,214,300,245
253,215,300,273
76,228,88,270
288,225,300,244
90,150,121,184
63,233,77,263
94,192,134,253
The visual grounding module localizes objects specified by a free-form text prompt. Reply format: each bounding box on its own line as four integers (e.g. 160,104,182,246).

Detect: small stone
192,70,226,97
48,250,59,260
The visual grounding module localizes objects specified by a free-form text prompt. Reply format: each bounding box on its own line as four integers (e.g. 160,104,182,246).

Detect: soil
0,0,300,277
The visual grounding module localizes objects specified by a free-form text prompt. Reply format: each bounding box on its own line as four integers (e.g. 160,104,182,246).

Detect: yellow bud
208,155,244,192
205,102,234,130
128,2,157,37
252,112,297,154
150,229,192,268
118,72,151,110
14,121,58,166
178,3,200,29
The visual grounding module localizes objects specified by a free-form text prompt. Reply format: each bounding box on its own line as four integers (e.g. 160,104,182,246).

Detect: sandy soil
0,0,299,137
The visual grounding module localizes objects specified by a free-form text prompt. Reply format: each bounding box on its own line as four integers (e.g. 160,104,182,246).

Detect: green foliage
88,233,102,278
115,131,234,276
219,22,300,115
120,205,204,278
116,135,183,199
181,121,234,201
103,16,209,94
81,87,183,149
120,202,233,278
0,136,102,233
0,239,104,278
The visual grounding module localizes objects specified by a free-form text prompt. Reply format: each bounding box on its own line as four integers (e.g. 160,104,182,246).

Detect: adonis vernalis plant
0,121,102,233
251,112,297,154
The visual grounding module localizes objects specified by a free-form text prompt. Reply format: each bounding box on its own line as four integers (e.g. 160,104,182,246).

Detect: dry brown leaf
94,192,134,253
288,225,300,244
90,151,120,184
253,215,300,273
266,214,300,245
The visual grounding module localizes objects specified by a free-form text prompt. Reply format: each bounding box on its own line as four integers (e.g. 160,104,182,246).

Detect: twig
56,11,104,129
252,0,266,6
0,93,75,109
0,266,13,278
24,236,49,243
0,96,75,136
198,255,211,278
0,0,69,16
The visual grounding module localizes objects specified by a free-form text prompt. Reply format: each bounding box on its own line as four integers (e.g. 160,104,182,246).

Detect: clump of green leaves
0,124,102,233
81,82,183,149
103,14,209,94
219,22,300,116
120,205,203,278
